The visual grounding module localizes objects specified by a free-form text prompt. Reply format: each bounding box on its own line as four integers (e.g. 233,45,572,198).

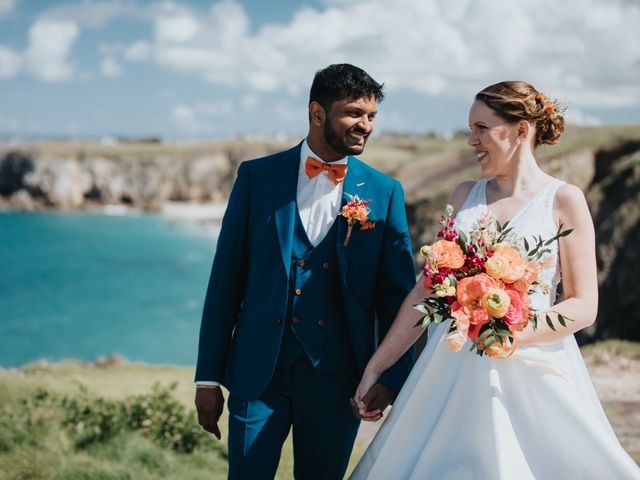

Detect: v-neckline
482,178,557,226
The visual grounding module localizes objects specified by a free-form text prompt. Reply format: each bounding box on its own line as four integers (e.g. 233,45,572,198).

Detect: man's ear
309,101,325,127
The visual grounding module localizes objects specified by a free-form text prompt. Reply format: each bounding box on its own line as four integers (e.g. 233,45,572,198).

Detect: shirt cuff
196,381,221,386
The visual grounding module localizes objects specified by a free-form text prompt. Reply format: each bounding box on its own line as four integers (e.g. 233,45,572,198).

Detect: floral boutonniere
340,193,374,246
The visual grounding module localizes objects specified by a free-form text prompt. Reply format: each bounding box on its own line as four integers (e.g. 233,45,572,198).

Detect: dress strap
459,179,489,211
539,179,565,223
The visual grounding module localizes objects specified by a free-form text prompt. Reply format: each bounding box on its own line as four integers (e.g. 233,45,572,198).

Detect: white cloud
0,0,16,19
24,19,79,82
565,109,603,127
100,56,122,77
5,0,640,123
124,40,151,61
155,14,199,43
124,0,640,110
0,46,20,78
172,104,196,124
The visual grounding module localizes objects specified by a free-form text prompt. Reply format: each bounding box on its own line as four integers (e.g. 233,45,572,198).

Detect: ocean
0,211,216,367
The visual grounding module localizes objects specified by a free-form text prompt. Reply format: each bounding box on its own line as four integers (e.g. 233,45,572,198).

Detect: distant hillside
1,125,639,342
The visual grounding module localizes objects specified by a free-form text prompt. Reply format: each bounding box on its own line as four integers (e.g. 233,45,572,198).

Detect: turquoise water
0,212,216,367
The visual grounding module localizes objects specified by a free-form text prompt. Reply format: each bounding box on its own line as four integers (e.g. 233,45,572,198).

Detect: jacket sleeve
195,162,250,382
375,181,417,393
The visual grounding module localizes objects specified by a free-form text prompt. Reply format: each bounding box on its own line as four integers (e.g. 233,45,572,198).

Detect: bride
350,81,640,479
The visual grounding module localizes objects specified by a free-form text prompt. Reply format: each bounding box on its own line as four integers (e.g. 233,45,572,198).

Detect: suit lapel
273,143,302,277
336,156,371,284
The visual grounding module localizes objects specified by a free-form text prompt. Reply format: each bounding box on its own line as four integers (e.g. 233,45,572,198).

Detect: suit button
295,288,302,296
322,262,330,269
298,259,305,267
317,319,325,327
292,317,300,324
275,318,282,325
320,291,328,300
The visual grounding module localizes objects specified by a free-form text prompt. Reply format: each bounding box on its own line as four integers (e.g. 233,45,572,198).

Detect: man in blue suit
195,64,416,479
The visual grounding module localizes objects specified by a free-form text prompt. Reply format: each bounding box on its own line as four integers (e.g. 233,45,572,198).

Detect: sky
0,0,639,139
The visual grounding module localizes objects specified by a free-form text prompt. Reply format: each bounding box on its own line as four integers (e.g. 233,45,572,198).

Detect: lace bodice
454,178,565,310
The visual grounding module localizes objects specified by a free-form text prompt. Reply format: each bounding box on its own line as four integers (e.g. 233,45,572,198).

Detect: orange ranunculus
482,288,511,318
485,255,508,281
513,260,541,294
431,239,465,269
456,273,496,326
490,243,527,284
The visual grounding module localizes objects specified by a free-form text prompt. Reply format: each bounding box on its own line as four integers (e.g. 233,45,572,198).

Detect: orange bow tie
304,156,348,184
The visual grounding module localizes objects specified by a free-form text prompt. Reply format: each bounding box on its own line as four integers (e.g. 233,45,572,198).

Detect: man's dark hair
309,64,385,111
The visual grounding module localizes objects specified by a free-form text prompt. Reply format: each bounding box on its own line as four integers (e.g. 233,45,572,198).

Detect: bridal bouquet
415,206,572,358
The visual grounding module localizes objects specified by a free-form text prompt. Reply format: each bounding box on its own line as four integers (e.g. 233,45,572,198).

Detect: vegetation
0,361,372,479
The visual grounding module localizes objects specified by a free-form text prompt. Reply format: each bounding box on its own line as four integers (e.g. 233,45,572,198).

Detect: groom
195,63,416,479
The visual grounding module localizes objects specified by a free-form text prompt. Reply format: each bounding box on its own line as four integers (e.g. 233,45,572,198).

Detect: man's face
322,95,378,156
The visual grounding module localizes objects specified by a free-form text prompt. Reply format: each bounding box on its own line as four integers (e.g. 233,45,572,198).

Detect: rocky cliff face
580,141,640,342
0,141,287,210
1,132,639,342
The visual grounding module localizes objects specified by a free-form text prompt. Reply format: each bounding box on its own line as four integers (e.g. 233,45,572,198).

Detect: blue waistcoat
277,207,355,371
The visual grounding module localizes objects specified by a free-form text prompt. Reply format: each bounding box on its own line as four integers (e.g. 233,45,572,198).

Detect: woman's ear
517,120,532,142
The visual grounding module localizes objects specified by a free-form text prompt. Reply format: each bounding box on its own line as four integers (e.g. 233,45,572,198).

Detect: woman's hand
353,370,381,413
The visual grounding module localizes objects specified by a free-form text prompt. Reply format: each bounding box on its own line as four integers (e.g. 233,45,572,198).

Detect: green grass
2,340,638,479
0,361,373,480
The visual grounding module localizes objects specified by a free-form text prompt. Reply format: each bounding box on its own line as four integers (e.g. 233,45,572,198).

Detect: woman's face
467,100,520,176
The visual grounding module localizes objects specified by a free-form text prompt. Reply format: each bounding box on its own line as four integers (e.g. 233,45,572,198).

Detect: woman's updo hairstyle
475,81,565,147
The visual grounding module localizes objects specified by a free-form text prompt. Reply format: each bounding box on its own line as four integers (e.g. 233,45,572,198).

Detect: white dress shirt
297,139,346,246
197,139,347,386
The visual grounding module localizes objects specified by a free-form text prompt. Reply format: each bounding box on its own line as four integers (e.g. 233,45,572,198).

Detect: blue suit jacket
195,142,417,401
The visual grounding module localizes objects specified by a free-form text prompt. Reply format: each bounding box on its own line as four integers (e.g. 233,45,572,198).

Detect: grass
1,340,638,479
0,361,371,480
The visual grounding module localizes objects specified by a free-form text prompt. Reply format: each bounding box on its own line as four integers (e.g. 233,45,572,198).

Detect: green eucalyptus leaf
558,314,567,327
545,314,556,331
413,304,429,314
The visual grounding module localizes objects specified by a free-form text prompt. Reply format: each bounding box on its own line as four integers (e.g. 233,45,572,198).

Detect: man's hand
195,387,225,440
356,383,396,422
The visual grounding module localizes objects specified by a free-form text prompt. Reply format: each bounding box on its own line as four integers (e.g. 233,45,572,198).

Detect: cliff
1,126,639,342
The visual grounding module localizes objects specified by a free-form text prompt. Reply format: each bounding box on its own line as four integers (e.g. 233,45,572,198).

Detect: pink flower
502,287,525,326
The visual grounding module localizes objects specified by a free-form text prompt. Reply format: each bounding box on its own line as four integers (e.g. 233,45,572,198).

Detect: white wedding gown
351,179,640,479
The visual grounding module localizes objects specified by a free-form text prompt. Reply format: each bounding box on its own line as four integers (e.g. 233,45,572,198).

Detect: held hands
195,387,224,440
350,370,396,422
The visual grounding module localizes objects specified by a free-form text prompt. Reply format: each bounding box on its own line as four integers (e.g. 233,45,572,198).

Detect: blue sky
0,0,639,139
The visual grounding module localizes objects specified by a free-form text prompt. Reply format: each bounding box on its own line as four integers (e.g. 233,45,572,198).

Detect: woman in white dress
350,81,640,479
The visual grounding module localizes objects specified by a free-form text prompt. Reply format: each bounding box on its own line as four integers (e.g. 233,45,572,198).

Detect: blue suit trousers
227,352,360,479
